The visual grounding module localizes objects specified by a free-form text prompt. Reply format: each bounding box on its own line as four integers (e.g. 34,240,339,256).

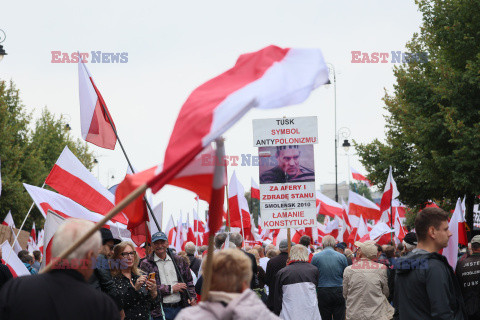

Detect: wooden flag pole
201,138,225,300
40,183,148,274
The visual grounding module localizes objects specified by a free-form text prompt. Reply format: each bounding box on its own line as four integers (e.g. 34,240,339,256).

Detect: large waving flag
443,198,468,269
228,171,251,230
348,214,368,243
45,146,127,225
2,211,15,228
379,166,400,214
316,191,344,218
1,241,30,277
78,57,117,149
348,191,381,220
351,167,372,187
116,45,328,233
24,183,116,227
358,222,394,244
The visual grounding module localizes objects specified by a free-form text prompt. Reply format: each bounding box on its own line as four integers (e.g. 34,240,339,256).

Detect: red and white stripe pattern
45,146,128,225
2,211,15,228
251,178,260,200
27,222,37,253
348,191,381,221
228,171,251,231
165,215,177,247
316,191,344,218
348,215,369,244
78,57,117,149
443,198,468,269
1,240,30,277
379,166,399,214
351,167,372,187
24,183,117,227
116,46,328,232
42,210,66,267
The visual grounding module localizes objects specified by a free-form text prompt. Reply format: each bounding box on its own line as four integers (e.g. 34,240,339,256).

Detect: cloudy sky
1,0,423,228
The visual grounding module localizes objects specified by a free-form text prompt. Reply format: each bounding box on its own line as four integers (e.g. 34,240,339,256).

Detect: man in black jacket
265,239,292,311
456,235,480,319
230,233,258,289
0,219,119,320
394,208,466,320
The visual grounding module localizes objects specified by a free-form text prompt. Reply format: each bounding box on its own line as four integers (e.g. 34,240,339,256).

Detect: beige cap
354,240,378,260
471,235,480,245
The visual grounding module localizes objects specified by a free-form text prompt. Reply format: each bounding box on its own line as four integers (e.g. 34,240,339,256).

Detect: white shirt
154,253,181,303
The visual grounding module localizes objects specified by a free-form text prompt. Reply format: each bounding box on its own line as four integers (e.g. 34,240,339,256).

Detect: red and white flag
228,171,251,232
358,222,394,243
27,222,37,253
443,198,468,269
379,166,400,214
164,215,177,247
78,57,117,149
2,211,15,228
116,45,328,235
351,167,372,187
174,213,184,252
348,191,381,221
394,207,407,242
316,191,344,218
193,209,205,246
251,178,260,200
348,215,368,243
45,146,127,225
1,240,30,277
42,210,66,266
325,217,340,239
24,183,116,227
37,229,45,253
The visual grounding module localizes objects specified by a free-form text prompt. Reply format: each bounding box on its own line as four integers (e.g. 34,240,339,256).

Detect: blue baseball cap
151,232,168,242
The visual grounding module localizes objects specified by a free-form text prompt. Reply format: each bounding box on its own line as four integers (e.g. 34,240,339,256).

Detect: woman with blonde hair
110,241,159,320
176,249,279,320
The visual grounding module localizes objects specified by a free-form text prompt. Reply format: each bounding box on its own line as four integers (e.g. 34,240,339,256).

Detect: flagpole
96,98,161,232
195,196,199,248
6,181,46,265
225,185,231,232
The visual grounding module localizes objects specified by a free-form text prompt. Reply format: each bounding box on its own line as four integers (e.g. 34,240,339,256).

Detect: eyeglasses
121,251,136,257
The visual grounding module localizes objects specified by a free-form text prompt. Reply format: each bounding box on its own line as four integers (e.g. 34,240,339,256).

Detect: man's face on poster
277,149,301,176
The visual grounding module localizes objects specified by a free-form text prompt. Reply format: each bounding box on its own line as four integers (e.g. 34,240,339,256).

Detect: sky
0,0,423,229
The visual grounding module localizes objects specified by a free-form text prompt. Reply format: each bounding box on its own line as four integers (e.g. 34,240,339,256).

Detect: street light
0,30,7,63
336,127,351,202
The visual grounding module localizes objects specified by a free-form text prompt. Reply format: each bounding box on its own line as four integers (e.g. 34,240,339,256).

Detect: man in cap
343,241,394,320
456,235,480,319
140,231,196,320
335,242,352,265
265,239,292,311
311,235,348,320
89,228,121,299
260,145,315,184
394,208,466,320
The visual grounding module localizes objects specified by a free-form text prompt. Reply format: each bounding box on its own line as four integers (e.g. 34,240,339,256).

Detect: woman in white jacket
175,249,280,320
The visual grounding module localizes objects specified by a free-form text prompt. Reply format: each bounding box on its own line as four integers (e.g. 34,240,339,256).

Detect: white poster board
253,116,318,229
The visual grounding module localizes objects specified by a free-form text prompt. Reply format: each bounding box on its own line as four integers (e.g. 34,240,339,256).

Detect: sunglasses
121,251,136,257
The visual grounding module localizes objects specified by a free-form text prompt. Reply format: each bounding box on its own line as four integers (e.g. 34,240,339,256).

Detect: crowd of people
0,207,479,319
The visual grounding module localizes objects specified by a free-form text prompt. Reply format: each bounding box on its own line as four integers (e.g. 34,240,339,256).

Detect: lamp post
0,30,7,63
336,127,351,202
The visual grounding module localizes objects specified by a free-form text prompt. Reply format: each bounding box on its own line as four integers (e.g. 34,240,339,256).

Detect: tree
244,191,260,226
355,0,480,231
0,80,94,232
349,182,373,202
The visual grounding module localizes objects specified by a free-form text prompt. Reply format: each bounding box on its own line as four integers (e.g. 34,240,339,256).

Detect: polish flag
174,213,184,252
228,171,251,232
348,215,368,243
27,222,37,253
2,211,15,228
251,178,260,200
78,57,117,149
24,183,116,228
337,213,351,244
45,146,127,225
186,214,196,244
379,166,400,214
351,167,372,187
325,217,340,239
348,191,381,220
358,222,394,243
394,207,407,242
116,45,328,233
443,198,468,269
164,215,177,247
193,209,205,246
1,240,30,277
316,191,344,218
42,210,66,266
37,229,45,253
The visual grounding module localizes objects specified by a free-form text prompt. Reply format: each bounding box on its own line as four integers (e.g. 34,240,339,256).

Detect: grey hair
322,235,336,249
289,245,309,262
185,242,196,255
402,241,416,252
229,233,243,248
51,219,101,262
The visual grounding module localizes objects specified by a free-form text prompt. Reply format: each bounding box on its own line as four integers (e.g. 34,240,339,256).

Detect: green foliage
356,0,480,219
244,191,260,225
349,182,373,201
0,80,94,231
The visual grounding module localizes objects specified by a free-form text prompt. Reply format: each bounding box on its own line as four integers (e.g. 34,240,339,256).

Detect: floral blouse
111,273,160,320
